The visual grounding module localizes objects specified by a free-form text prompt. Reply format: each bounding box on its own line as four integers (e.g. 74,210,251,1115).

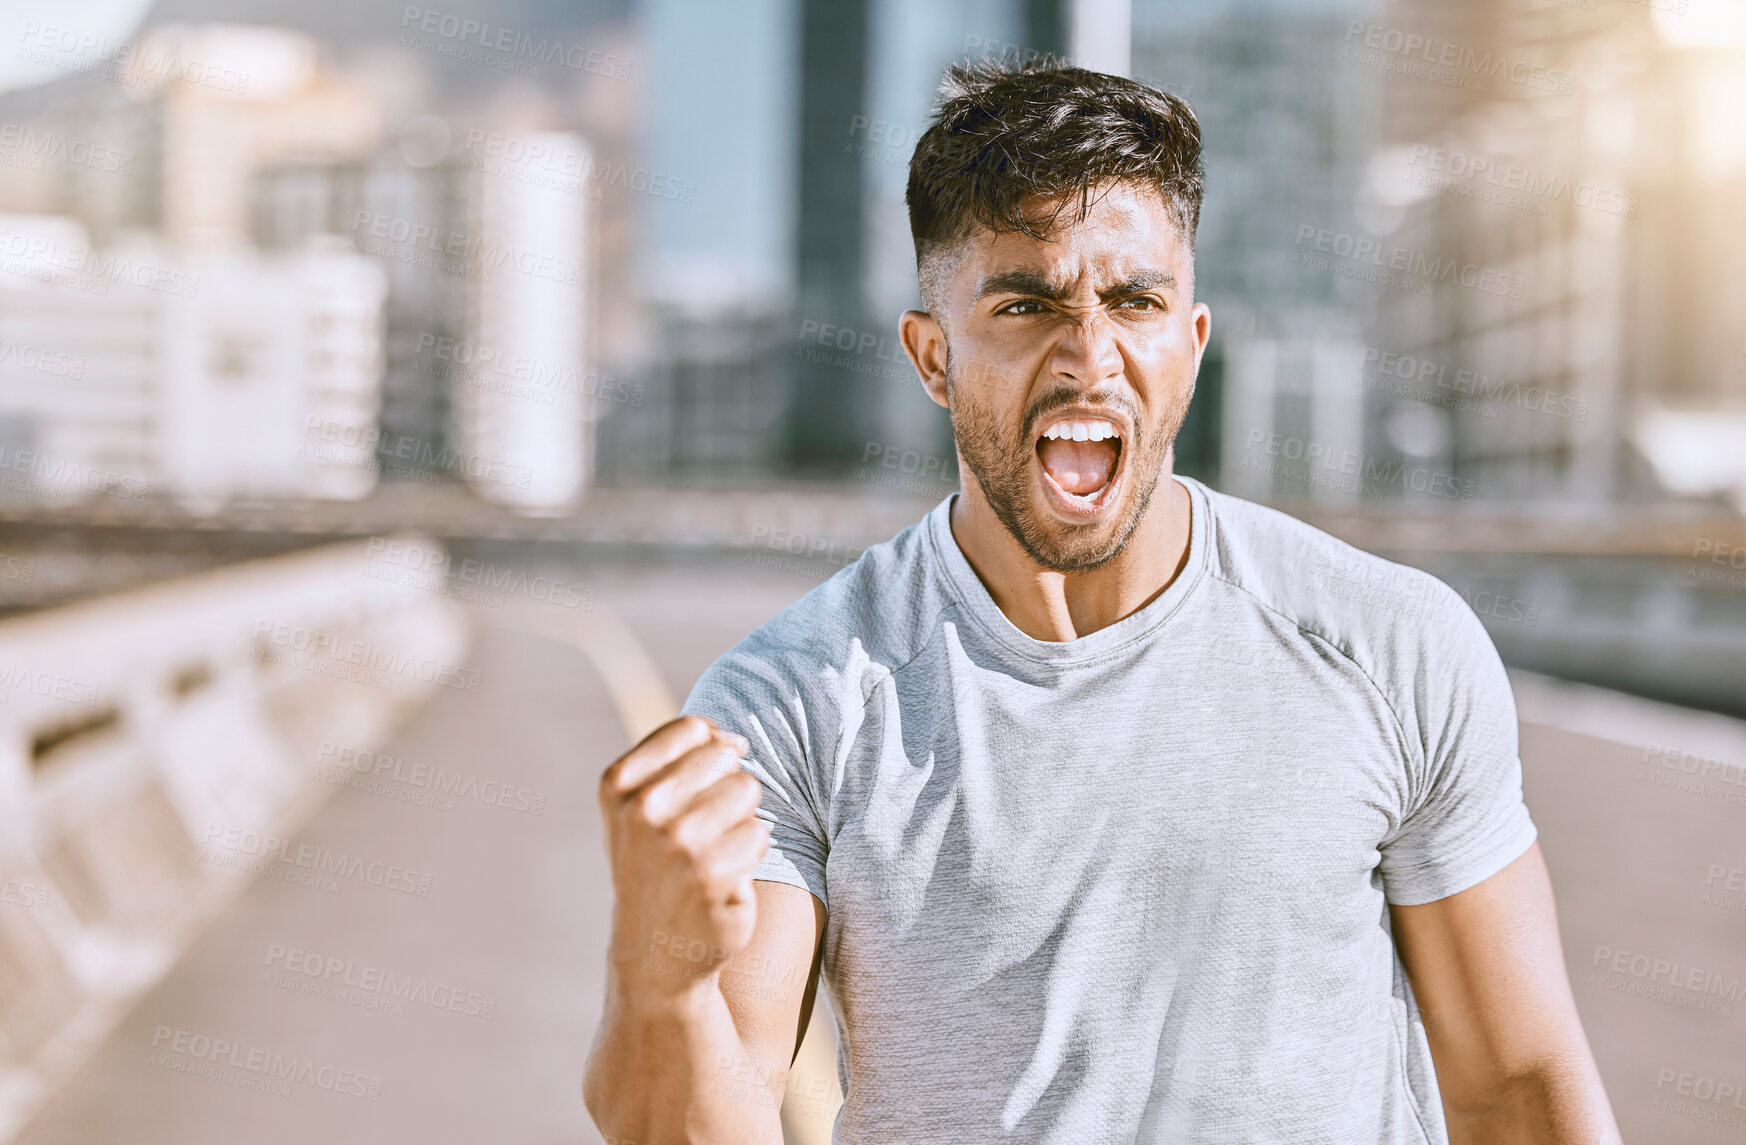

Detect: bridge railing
0,536,471,1139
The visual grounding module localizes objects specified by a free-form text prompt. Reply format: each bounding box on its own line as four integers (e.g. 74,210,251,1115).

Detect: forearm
583,968,787,1145
1445,1058,1622,1145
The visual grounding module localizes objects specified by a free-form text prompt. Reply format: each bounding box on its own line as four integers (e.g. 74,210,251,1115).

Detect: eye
1114,296,1162,312
996,299,1048,316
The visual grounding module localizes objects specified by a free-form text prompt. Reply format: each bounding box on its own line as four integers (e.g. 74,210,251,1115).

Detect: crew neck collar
923,474,1213,667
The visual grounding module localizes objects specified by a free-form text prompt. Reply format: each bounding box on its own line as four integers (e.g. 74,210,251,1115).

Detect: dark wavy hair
906,58,1205,309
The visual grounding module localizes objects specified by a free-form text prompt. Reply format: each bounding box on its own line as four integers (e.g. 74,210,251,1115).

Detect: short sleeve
681,652,831,910
1377,593,1539,906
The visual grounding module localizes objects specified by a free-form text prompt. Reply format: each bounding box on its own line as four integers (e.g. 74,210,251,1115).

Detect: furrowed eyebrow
974,268,1177,304
974,271,1069,302
1097,270,1176,301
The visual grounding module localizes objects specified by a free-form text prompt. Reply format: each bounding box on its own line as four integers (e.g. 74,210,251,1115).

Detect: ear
899,310,949,409
1189,301,1212,376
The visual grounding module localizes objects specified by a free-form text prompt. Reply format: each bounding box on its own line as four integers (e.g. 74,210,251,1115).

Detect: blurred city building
0,22,603,517
1142,0,1746,515
458,129,594,512
0,216,385,508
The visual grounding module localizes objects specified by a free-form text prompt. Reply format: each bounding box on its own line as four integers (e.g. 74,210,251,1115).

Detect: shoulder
1194,482,1505,745
1197,481,1475,650
686,504,953,721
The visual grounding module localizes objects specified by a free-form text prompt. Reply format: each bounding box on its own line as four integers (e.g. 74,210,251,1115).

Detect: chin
953,392,1179,574
1000,472,1161,574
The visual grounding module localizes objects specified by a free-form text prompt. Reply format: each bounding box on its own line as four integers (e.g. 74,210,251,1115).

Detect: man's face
921,182,1210,572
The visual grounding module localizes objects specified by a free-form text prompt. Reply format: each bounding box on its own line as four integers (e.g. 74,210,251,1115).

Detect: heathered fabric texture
683,475,1538,1144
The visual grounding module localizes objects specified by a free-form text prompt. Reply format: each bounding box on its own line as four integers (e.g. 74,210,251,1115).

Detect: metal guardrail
0,536,472,1140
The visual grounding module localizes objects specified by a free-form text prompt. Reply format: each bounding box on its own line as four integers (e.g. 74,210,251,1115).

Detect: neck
948,465,1193,642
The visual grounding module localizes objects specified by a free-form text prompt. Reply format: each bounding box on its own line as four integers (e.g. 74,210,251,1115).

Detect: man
584,61,1622,1144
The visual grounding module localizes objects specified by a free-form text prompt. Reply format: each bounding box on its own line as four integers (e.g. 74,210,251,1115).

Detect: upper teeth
1042,419,1118,442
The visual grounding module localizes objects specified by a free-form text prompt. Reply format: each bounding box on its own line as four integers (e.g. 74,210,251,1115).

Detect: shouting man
585,61,1621,1144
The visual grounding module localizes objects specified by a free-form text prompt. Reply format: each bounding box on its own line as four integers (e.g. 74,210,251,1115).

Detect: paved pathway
15,555,1746,1144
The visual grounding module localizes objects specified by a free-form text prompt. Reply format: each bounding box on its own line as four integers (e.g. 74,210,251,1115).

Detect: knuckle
700,857,742,894
664,818,704,860
626,788,661,826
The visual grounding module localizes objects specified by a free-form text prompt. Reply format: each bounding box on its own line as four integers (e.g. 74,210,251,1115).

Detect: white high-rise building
0,216,385,507
159,239,387,505
0,215,157,506
456,131,592,514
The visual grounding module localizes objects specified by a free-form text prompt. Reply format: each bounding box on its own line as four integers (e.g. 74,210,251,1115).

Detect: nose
1048,312,1125,390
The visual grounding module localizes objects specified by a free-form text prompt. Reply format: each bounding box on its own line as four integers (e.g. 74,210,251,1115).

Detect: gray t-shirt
683,475,1537,1144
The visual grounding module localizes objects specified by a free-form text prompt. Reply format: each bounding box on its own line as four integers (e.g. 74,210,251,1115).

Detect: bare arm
583,717,826,1145
1389,842,1622,1145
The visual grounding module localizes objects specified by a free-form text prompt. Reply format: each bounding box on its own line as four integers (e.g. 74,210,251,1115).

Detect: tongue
1038,438,1117,496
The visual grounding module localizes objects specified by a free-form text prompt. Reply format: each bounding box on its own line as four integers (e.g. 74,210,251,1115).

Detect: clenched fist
598,715,773,994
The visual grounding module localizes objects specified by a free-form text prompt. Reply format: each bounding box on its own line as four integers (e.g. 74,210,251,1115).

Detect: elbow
582,1055,656,1145
581,1054,612,1133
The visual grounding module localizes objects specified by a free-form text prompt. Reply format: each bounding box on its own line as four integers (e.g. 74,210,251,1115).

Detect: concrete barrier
0,535,471,1139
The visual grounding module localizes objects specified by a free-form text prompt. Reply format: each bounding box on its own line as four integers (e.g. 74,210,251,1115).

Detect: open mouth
1035,415,1125,514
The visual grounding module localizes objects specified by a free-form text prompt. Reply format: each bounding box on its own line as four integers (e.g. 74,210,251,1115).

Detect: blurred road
12,554,1746,1145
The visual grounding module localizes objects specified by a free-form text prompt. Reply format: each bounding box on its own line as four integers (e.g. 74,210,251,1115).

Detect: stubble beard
946,355,1191,573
